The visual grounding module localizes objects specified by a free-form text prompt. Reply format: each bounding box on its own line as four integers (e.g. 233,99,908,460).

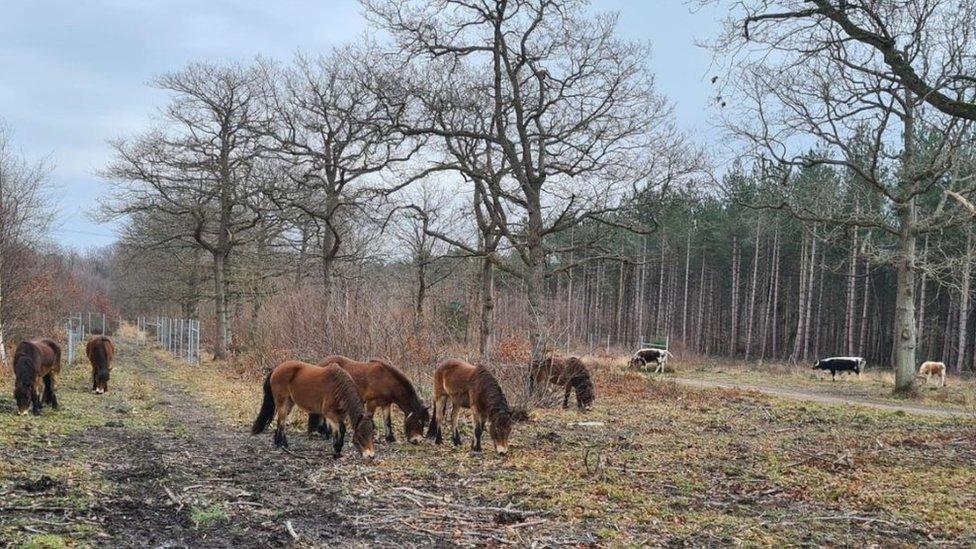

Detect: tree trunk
655,235,666,336
791,235,808,363
813,247,825,358
212,252,230,359
892,206,918,394
802,236,818,361
697,252,707,353
858,260,871,355
771,227,781,359
615,261,625,343
729,237,739,355
415,257,427,321
682,228,692,345
745,217,761,359
478,257,494,359
955,230,973,373
916,235,928,358
845,229,859,355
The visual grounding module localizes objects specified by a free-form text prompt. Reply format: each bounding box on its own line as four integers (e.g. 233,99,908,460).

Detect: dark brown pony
530,355,595,410
427,359,512,454
309,355,429,444
251,360,375,460
86,336,116,394
13,339,61,416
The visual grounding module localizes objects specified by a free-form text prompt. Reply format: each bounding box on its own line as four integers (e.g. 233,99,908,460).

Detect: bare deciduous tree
712,1,976,392
102,62,268,358
367,0,696,368
0,123,53,364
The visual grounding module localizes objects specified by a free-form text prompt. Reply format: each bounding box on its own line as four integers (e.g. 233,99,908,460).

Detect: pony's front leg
332,420,346,458
30,382,43,416
384,406,395,443
308,413,333,439
432,396,447,445
471,411,484,452
449,402,462,446
563,384,571,409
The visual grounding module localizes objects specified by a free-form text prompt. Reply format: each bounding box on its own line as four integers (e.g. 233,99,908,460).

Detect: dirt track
667,376,972,419
2,344,448,548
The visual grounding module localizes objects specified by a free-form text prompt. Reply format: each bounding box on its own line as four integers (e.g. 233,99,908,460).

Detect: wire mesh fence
65,312,115,364
137,316,201,365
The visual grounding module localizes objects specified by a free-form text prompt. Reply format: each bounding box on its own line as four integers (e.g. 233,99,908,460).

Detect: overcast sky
0,0,724,250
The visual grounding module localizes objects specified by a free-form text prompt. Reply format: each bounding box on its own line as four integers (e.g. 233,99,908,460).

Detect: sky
0,0,725,251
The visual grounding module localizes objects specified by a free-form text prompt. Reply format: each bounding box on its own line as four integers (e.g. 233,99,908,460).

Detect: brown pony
531,355,595,410
427,359,512,454
309,355,429,444
86,336,116,394
251,360,375,460
13,339,61,416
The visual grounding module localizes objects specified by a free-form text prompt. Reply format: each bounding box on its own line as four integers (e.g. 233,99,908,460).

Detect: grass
162,349,976,545
656,354,976,412
0,339,168,547
189,502,229,528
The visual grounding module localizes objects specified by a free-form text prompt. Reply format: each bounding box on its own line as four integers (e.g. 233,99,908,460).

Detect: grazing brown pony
427,359,512,454
86,336,116,394
13,339,61,416
251,361,375,460
530,355,595,410
309,355,429,444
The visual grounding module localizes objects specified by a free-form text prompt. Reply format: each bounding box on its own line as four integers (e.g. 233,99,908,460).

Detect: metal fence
66,314,86,364
138,316,201,365
65,312,113,364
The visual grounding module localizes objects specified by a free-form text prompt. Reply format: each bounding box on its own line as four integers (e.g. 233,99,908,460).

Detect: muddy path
1,343,455,548
98,345,456,548
667,376,972,419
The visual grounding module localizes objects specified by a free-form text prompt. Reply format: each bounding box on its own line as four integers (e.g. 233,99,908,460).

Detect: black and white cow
630,348,673,373
812,356,865,380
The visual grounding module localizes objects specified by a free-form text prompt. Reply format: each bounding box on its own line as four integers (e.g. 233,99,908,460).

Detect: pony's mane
327,365,367,421
472,365,511,420
13,342,38,383
371,358,423,410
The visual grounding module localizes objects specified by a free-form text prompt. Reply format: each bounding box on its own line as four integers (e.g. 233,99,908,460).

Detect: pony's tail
251,370,276,435
93,344,110,384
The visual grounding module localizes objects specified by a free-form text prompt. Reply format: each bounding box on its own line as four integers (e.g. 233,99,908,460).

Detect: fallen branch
285,520,300,541
0,506,70,512
163,485,184,511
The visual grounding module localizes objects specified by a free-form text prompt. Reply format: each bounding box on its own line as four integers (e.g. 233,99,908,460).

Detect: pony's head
353,414,376,460
404,404,430,444
14,380,32,415
572,372,595,410
94,365,110,394
13,354,35,415
490,409,513,455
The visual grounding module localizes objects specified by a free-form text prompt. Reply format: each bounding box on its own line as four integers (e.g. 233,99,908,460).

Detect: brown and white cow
916,361,946,388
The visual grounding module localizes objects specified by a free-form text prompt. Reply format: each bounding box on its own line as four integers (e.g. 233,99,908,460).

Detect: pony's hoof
385,436,395,443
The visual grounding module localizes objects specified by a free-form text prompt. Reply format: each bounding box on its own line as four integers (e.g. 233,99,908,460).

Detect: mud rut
78,350,451,548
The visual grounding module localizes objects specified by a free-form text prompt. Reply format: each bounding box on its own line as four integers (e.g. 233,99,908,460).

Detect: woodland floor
1,341,975,548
